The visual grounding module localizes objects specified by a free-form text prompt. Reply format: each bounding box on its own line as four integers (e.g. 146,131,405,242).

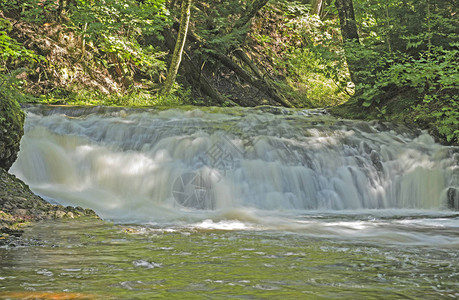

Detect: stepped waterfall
10,106,458,223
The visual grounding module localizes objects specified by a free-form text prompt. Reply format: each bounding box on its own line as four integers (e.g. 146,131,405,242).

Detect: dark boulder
447,187,459,210
370,150,384,173
0,96,25,170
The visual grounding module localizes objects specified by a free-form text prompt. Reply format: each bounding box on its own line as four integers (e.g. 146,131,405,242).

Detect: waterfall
10,106,459,223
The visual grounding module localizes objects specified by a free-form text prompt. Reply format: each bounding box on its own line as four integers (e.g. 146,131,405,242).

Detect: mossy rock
0,95,25,170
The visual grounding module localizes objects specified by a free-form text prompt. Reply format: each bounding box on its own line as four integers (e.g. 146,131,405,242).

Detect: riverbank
329,96,459,147
0,168,98,245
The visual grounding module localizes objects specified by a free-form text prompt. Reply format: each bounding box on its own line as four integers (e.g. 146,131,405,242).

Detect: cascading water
10,105,459,224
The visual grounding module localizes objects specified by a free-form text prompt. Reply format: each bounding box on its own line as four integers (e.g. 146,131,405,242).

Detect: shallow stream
1,105,458,298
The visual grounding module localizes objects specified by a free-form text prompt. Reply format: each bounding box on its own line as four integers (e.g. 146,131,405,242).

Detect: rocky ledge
0,168,98,245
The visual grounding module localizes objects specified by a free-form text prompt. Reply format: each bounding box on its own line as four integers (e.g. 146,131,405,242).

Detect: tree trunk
335,0,359,42
234,49,264,79
210,51,293,107
311,0,324,17
161,0,192,96
335,0,360,85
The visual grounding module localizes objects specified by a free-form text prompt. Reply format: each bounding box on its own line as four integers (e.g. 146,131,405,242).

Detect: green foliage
69,0,170,88
192,1,256,54
262,0,311,18
0,71,37,104
0,19,43,108
435,102,459,144
351,0,457,95
0,0,60,24
338,0,459,143
0,19,43,71
37,82,192,107
382,48,459,143
251,3,349,107
354,0,457,54
71,0,169,39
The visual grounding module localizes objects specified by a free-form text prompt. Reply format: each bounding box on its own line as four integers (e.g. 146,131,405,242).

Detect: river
1,105,458,298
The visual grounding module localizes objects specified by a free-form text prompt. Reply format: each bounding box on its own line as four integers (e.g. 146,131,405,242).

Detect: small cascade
10,106,459,222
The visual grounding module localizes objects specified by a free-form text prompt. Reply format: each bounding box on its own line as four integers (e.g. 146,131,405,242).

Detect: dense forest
1,0,458,143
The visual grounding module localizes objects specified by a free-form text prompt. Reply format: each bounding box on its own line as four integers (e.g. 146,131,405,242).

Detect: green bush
68,0,170,88
250,3,350,107
0,19,43,72
0,0,60,23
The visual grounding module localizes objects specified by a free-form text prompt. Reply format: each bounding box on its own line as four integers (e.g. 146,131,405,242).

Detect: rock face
0,167,98,241
0,96,25,170
447,187,459,211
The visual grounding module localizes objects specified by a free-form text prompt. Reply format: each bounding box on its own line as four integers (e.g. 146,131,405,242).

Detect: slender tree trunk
335,0,359,41
312,0,324,17
161,0,192,96
335,0,360,85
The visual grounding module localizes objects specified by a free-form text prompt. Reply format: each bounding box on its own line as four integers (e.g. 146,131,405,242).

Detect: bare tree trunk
335,0,360,85
312,0,324,17
161,0,192,96
234,49,264,79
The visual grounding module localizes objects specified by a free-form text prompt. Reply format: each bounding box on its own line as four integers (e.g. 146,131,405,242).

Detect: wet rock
1,227,24,237
447,188,459,210
361,142,372,154
13,208,28,216
257,106,290,115
451,150,459,166
0,168,98,242
354,122,376,133
373,121,395,132
370,150,384,173
55,210,66,218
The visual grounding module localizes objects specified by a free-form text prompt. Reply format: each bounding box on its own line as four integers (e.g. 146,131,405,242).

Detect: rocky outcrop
1,98,98,244
0,168,97,242
0,96,25,170
447,187,459,211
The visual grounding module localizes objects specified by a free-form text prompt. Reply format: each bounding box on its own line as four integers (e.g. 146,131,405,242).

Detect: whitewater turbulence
10,106,459,224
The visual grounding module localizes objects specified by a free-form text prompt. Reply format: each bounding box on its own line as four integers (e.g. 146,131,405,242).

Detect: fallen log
210,51,293,107
163,28,237,106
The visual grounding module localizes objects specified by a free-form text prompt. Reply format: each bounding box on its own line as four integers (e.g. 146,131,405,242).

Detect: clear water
2,106,459,298
1,215,458,299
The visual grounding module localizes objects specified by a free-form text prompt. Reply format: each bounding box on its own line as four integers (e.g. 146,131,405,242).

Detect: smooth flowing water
2,105,458,298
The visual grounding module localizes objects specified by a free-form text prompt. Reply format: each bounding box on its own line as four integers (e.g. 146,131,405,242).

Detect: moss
0,94,25,170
